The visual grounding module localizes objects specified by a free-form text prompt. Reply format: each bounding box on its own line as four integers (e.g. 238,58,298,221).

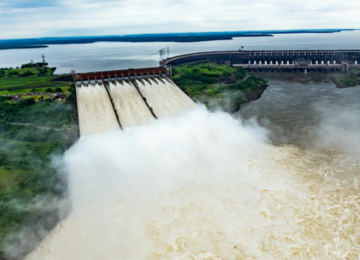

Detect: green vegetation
332,69,360,88
0,89,78,258
172,62,268,112
0,62,77,258
0,63,64,96
0,75,67,89
0,86,71,96
20,62,48,69
0,66,55,79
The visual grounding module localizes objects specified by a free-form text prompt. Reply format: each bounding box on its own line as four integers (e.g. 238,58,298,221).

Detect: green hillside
171,62,268,113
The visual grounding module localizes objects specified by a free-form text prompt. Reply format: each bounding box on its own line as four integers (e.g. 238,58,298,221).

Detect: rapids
25,106,360,259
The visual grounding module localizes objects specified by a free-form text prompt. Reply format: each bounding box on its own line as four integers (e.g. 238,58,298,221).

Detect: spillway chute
76,83,120,137
74,67,195,136
107,80,154,128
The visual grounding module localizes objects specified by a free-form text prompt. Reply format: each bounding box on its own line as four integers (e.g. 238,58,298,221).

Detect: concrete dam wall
74,67,194,136
163,50,360,73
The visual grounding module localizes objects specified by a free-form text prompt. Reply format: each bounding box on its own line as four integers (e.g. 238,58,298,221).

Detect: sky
1,0,360,39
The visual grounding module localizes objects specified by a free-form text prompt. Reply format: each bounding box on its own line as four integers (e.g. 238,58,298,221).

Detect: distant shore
0,29,352,50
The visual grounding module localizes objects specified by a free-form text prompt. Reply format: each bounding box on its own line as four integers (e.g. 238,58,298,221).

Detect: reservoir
1,30,360,74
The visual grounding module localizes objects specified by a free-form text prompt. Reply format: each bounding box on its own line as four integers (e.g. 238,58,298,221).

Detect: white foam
26,106,360,259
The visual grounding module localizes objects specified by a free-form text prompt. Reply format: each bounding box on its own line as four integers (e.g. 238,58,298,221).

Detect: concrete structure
74,67,168,129
74,67,167,85
163,50,360,74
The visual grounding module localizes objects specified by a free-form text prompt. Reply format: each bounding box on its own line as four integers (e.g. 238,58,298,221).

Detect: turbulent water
109,81,154,128
77,78,194,135
24,74,360,259
136,78,194,118
76,83,120,136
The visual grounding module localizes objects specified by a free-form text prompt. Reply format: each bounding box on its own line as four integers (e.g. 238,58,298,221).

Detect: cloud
0,0,359,39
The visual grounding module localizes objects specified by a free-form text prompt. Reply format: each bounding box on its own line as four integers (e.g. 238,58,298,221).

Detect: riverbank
331,69,360,88
171,62,268,113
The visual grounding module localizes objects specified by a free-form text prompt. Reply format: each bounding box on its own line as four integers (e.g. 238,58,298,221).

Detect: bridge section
163,50,360,74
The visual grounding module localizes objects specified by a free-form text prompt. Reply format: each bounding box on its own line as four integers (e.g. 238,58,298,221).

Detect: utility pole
167,47,170,58
159,49,164,64
31,59,34,67
163,48,166,59
42,54,46,63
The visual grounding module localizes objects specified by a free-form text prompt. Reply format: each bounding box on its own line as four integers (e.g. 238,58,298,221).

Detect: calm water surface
1,31,360,74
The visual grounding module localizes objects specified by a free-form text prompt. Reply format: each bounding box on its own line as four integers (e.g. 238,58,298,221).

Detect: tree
20,71,36,77
55,88,63,93
18,98,35,106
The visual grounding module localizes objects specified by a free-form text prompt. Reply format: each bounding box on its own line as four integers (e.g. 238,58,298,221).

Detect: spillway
136,78,194,118
76,83,120,136
74,67,195,136
163,78,195,110
108,81,154,128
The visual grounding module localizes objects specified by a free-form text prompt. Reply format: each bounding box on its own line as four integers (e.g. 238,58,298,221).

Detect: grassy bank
0,67,54,79
171,62,267,113
332,69,360,88
0,86,71,96
0,75,70,90
0,92,78,259
0,65,72,93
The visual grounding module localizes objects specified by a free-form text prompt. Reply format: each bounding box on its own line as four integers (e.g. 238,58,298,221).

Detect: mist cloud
24,105,360,259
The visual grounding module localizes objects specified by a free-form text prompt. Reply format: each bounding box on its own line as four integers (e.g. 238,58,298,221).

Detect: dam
163,49,360,74
74,49,360,136
74,67,195,136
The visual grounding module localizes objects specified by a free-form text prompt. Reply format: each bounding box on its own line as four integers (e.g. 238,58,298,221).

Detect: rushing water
77,78,194,135
26,101,360,259
109,81,154,128
76,83,119,136
45,73,359,260
136,78,194,119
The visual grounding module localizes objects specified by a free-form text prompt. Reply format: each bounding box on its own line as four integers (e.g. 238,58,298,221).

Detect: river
240,73,360,148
